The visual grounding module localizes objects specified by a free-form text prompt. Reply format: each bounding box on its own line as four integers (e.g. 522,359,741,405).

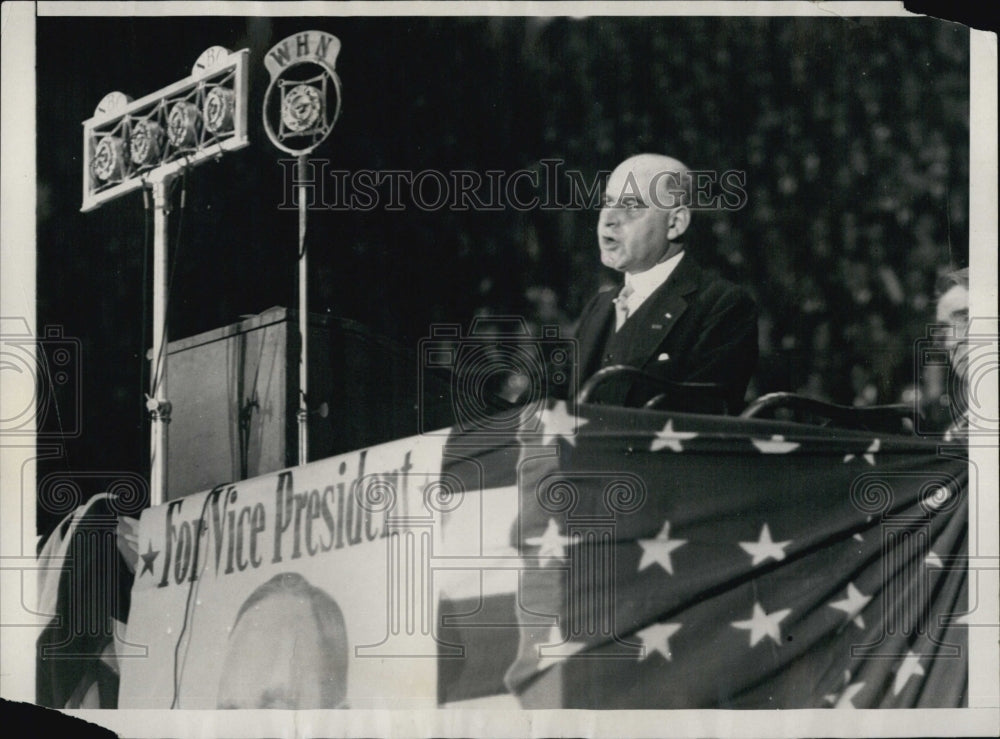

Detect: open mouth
600,234,618,248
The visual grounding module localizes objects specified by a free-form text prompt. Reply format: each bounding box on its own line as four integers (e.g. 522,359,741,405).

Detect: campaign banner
119,434,447,709
436,402,970,709
118,403,970,710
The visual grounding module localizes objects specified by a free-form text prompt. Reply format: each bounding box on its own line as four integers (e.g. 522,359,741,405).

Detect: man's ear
667,206,691,240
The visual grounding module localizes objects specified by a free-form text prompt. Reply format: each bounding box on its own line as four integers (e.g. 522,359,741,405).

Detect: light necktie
614,283,634,332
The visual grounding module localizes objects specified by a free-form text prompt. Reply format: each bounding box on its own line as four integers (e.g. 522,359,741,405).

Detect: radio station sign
262,30,342,156
120,434,448,709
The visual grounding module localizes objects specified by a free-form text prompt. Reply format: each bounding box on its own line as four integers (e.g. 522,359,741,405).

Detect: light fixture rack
81,48,249,212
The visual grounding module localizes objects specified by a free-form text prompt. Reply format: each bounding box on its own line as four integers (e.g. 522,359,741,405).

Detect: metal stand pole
297,154,309,466
149,176,173,506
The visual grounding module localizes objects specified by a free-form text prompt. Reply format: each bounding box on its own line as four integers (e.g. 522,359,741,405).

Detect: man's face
216,592,345,709
597,160,683,274
936,284,970,383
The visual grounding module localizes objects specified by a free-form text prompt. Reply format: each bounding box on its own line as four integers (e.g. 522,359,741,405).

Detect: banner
120,404,970,709
120,434,447,709
493,402,969,708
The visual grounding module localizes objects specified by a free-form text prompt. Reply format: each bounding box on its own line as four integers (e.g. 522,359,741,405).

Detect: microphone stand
148,173,173,507
297,152,309,466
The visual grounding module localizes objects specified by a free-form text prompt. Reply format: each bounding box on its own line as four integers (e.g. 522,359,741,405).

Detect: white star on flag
843,438,880,465
525,518,573,565
739,523,791,566
732,601,792,647
649,419,698,452
823,670,852,705
834,681,866,708
892,651,925,695
925,551,943,569
534,401,587,446
638,521,687,574
637,622,682,661
828,582,871,629
535,623,586,672
750,434,800,454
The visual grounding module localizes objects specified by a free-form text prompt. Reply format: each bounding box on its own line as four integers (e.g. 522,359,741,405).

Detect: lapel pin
657,353,670,361
664,312,673,319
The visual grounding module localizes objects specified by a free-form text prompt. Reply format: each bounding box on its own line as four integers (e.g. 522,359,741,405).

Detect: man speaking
574,153,758,414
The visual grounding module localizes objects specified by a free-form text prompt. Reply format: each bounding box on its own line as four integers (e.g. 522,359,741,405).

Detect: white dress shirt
615,251,685,330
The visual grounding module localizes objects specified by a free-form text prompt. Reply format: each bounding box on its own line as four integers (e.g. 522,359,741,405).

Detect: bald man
216,573,349,709
574,154,758,413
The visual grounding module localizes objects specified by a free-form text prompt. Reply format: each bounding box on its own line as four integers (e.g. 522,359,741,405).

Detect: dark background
35,15,969,538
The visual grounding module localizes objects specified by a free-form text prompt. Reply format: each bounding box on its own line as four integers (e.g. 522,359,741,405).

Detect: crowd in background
481,17,969,420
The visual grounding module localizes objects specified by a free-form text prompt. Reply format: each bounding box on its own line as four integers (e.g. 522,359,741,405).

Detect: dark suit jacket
573,253,758,414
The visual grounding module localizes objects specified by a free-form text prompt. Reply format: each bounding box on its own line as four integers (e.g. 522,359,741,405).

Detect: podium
161,307,453,500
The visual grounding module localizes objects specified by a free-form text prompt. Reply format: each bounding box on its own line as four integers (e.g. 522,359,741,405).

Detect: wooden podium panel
163,307,453,500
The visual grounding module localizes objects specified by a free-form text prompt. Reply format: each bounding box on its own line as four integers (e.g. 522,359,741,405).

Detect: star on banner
637,621,682,661
525,517,574,565
649,419,698,452
139,540,160,577
750,434,800,454
830,681,866,708
828,582,871,629
739,523,791,566
638,521,687,574
732,601,791,647
536,624,586,672
534,401,587,446
823,670,852,705
843,438,880,465
892,651,925,696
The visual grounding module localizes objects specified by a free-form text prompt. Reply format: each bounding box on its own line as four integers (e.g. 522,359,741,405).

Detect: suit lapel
618,254,701,366
578,290,616,377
